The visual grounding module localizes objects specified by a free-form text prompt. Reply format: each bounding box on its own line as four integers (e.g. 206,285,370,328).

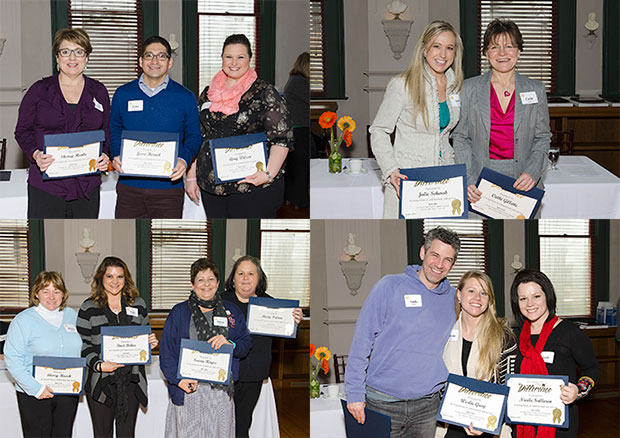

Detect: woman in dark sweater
510,269,599,438
222,255,302,438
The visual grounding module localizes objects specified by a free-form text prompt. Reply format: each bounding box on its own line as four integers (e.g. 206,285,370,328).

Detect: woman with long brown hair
77,256,157,437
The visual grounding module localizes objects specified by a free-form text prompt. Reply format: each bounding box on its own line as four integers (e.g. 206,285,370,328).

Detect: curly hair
29,271,69,310
224,255,268,297
190,258,220,284
89,256,139,307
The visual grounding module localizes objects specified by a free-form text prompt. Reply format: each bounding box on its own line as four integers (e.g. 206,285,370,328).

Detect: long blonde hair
456,271,513,381
401,21,463,129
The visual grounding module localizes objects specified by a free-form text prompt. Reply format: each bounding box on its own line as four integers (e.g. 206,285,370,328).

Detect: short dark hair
424,227,461,259
191,258,220,284
143,35,172,57
224,255,268,296
510,269,557,326
483,18,523,55
222,34,252,58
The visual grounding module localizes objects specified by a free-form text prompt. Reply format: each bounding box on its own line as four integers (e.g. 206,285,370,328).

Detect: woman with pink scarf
185,34,294,218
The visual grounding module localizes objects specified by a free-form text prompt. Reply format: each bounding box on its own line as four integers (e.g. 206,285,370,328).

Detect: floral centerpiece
318,111,356,173
309,343,331,398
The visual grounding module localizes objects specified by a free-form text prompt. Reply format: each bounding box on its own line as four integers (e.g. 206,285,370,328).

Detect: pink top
489,84,515,159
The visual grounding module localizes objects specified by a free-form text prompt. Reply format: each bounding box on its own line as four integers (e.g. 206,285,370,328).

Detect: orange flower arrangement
318,111,338,129
310,343,331,377
319,111,356,172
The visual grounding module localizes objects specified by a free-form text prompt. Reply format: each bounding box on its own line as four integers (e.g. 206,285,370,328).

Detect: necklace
504,90,511,97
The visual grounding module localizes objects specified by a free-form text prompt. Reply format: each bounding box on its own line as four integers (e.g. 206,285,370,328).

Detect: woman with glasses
452,19,550,216
14,28,111,218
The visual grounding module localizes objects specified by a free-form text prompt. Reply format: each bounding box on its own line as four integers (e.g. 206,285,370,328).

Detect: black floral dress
196,78,294,195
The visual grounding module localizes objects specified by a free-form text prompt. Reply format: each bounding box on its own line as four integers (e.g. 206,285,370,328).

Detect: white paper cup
327,384,340,398
349,159,363,174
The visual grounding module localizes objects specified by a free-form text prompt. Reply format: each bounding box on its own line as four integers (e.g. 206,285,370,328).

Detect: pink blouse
489,84,515,160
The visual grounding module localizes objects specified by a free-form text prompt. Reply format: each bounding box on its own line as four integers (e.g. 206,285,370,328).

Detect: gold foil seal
487,415,497,429
256,162,264,172
139,350,147,361
516,214,526,219
163,161,171,174
72,381,81,392
552,408,562,423
88,159,96,171
451,199,462,215
218,369,227,381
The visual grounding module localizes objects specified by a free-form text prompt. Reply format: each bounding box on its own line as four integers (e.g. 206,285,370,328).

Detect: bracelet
228,340,236,350
576,376,595,399
265,170,273,184
186,177,197,182
95,361,102,372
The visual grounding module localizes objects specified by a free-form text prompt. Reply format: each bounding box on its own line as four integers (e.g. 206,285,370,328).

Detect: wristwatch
265,170,274,184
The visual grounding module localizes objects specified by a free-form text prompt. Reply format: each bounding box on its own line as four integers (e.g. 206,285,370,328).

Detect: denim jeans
366,391,441,438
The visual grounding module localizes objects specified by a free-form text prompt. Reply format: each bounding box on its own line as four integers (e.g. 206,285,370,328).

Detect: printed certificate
43,130,104,180
32,356,86,396
398,164,468,219
209,132,268,183
177,339,233,385
505,374,569,428
101,325,152,365
247,297,299,338
470,168,544,219
120,131,179,178
437,374,509,435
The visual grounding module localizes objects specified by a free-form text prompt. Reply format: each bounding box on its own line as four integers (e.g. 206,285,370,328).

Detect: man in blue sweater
345,227,461,437
110,35,201,218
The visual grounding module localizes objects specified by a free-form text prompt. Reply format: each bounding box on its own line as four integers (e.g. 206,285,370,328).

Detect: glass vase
310,374,320,398
328,147,342,173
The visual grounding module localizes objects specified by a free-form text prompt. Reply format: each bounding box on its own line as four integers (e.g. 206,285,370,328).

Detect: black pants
28,184,100,218
85,389,140,438
234,380,263,438
201,177,284,218
16,390,79,437
284,127,310,208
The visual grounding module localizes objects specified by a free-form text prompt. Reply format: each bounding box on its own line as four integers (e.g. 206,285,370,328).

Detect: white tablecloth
0,169,207,219
310,156,620,219
0,357,279,437
310,383,346,438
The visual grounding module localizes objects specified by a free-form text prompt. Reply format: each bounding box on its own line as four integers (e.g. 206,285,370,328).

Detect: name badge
520,91,538,105
449,329,459,341
404,294,422,307
448,94,461,107
93,97,104,112
64,324,77,333
214,316,228,327
128,100,143,112
0,334,7,342
126,307,139,317
200,102,211,111
541,351,555,364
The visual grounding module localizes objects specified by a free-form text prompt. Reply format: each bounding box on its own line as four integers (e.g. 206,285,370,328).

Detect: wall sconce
382,1,413,60
75,228,99,283
340,233,368,295
0,38,6,57
583,12,599,49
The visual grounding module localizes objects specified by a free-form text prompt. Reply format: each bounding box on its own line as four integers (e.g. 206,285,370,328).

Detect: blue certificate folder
398,164,469,219
120,130,180,178
437,373,509,435
247,297,299,338
209,132,268,184
177,339,233,386
42,129,104,180
340,399,391,438
32,356,86,396
474,167,545,219
100,325,152,365
505,374,569,429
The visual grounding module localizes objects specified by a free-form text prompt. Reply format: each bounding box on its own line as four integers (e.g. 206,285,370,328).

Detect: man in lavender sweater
345,227,461,437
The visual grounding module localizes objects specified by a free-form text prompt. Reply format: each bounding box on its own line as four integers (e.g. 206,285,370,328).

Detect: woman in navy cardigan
159,258,251,437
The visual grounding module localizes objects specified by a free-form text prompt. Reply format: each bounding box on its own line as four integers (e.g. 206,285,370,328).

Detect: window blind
68,0,142,96
197,0,258,94
150,220,212,311
423,220,488,288
0,220,30,311
538,220,593,317
309,0,326,96
479,0,557,93
260,219,310,307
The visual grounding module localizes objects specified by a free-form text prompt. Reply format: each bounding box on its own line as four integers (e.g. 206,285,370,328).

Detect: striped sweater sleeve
77,299,101,370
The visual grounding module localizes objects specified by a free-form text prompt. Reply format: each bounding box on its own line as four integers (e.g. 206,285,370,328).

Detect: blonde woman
370,20,463,218
436,271,516,438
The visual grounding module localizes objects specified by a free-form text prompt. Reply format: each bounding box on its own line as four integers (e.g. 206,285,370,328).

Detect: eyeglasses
143,52,170,61
487,44,518,54
57,48,87,58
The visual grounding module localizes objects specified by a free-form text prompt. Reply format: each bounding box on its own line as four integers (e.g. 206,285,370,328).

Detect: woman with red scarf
509,270,599,438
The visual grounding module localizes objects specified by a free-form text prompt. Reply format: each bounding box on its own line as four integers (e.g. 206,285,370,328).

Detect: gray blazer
452,70,551,187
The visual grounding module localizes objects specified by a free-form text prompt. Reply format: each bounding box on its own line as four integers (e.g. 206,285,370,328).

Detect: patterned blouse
196,78,294,195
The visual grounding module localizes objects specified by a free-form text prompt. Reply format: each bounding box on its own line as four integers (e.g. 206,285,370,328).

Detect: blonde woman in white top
370,20,464,218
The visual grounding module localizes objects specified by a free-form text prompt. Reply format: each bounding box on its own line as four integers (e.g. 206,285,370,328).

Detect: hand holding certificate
43,130,105,180
505,374,569,428
101,326,152,365
247,297,299,338
470,168,544,219
177,339,233,385
32,356,86,395
436,374,509,435
398,165,468,219
119,131,179,178
209,132,268,183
